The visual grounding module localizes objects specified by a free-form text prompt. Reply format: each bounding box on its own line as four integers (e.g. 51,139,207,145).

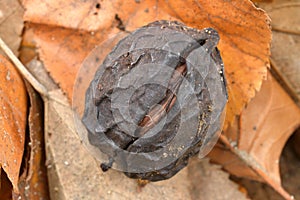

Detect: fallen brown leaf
0,0,24,56
258,0,300,106
236,135,300,200
17,83,50,200
166,0,271,129
19,27,37,65
23,0,173,31
209,73,300,199
29,24,117,100
188,158,249,200
0,55,27,192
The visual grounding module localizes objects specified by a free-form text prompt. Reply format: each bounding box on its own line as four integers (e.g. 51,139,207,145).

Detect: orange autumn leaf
155,0,271,129
29,24,109,100
23,0,173,31
0,55,27,192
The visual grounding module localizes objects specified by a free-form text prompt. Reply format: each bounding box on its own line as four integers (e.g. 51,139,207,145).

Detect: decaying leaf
23,0,271,130
160,0,272,129
258,0,300,106
22,0,173,31
209,73,300,199
0,55,27,192
237,136,300,200
188,158,249,200
0,0,24,56
17,83,50,200
28,24,112,100
19,27,37,65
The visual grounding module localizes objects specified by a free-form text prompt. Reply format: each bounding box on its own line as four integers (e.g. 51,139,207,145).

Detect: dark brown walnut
82,20,227,181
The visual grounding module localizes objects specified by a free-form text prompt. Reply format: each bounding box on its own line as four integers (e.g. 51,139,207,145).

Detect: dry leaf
19,27,37,64
159,0,271,129
23,0,173,31
0,0,24,56
188,158,249,200
258,0,300,106
23,0,271,129
17,83,50,200
29,24,115,100
0,55,27,192
236,136,300,200
209,73,300,199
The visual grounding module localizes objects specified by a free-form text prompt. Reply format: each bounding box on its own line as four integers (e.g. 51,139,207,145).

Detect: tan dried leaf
209,73,300,199
0,0,24,56
188,158,249,200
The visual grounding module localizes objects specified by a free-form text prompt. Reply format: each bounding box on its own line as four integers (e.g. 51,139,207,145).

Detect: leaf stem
219,134,294,200
0,37,48,96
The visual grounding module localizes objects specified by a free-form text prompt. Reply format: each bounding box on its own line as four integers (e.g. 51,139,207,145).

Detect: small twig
0,37,48,97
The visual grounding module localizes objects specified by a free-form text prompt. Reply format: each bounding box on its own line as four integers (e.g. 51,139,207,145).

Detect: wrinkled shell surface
83,20,227,181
